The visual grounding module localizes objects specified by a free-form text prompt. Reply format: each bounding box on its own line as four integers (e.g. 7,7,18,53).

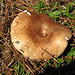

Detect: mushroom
11,10,72,61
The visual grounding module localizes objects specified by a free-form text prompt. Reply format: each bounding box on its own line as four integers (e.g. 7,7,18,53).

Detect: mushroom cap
11,11,72,61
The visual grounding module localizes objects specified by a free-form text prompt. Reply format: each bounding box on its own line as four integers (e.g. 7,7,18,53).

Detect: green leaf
59,3,62,12
54,2,58,7
37,1,41,13
53,16,60,20
70,2,73,9
20,68,25,75
67,48,75,57
13,63,17,69
41,10,45,13
66,4,70,13
22,72,24,75
57,58,64,63
25,73,28,75
32,6,38,9
13,63,18,72
70,2,75,9
66,48,75,63
59,3,65,13
63,13,75,19
17,65,20,73
52,2,58,11
42,0,45,2
46,10,50,16
37,10,40,13
50,11,61,17
37,1,45,13
44,63,48,69
55,58,64,68
0,31,3,36
0,0,3,5
55,62,60,68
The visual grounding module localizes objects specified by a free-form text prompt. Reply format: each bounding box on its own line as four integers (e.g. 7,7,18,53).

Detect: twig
41,47,60,64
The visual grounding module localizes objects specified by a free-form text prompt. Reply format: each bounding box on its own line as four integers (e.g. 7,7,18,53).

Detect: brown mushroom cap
11,10,72,61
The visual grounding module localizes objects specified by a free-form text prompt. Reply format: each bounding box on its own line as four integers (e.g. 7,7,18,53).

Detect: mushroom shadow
39,61,75,75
